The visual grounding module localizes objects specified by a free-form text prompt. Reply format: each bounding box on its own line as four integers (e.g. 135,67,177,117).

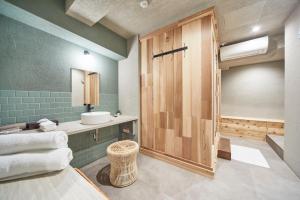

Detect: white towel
40,124,57,132
0,131,68,155
38,118,57,132
0,148,73,181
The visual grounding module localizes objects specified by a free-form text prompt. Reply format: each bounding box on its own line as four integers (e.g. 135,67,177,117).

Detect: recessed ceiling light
252,25,261,33
139,0,149,8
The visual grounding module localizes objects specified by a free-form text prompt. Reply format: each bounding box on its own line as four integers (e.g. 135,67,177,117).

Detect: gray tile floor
81,136,300,200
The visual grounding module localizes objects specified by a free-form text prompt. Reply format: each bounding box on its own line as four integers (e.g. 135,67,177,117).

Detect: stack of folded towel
38,118,57,132
0,131,73,181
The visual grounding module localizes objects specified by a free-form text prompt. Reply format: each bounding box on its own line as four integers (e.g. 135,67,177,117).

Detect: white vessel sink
81,112,111,125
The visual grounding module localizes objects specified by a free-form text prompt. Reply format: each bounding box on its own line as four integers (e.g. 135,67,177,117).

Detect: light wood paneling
140,9,218,176
84,71,91,104
89,73,100,105
220,116,285,140
84,72,100,106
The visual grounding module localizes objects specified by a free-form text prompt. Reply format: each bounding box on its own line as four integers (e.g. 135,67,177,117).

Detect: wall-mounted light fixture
81,50,95,67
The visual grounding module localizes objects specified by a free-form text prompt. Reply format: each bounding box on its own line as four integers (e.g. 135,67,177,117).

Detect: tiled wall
0,89,120,168
0,15,122,168
0,90,118,125
69,126,119,168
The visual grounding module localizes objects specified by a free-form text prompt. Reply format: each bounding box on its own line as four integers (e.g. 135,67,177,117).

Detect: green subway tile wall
0,90,119,168
69,126,119,168
0,14,121,167
0,90,118,125
0,14,118,93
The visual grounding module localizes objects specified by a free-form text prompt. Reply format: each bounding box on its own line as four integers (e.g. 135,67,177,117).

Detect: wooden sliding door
141,9,218,173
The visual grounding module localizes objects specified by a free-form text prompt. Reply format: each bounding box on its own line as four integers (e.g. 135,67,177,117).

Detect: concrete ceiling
65,0,299,44
215,0,299,45
65,0,120,26
99,0,216,39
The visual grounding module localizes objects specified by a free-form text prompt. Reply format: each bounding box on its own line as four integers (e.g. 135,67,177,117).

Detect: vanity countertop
21,115,138,136
0,166,109,200
58,115,138,136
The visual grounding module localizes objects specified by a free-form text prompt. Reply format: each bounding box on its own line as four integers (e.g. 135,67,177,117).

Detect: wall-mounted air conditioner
220,36,269,61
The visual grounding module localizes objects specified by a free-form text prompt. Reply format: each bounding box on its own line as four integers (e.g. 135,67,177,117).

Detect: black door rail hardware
153,46,188,59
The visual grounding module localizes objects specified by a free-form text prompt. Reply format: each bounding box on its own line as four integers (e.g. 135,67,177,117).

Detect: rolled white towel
0,148,73,181
0,131,68,155
40,124,57,132
38,118,57,132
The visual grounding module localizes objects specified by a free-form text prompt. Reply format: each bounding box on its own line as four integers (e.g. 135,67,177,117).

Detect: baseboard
140,147,215,178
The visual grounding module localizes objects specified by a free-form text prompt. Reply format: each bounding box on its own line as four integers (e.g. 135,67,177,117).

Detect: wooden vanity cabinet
140,7,220,176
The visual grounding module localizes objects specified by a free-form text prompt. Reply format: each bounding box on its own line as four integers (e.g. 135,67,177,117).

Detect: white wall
221,61,284,119
284,3,300,178
118,35,139,116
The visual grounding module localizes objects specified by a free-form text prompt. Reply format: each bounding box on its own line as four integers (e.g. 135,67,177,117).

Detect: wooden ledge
221,115,284,123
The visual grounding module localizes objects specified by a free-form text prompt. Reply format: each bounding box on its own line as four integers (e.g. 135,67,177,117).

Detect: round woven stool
107,140,139,187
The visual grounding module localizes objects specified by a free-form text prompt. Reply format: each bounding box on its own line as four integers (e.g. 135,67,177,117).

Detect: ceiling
215,0,299,44
99,0,216,38
65,0,299,44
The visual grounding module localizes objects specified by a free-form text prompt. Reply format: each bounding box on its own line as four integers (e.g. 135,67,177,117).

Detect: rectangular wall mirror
71,68,100,107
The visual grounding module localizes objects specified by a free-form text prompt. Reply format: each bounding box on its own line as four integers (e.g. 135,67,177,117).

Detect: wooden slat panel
173,28,183,122
146,39,154,149
84,71,90,104
188,19,202,119
147,39,153,74
267,121,284,128
182,22,192,138
221,117,267,127
162,30,174,52
141,40,148,147
174,136,183,158
201,16,212,120
267,128,284,135
182,136,192,160
165,129,175,156
159,54,167,112
141,40,148,74
153,37,160,148
140,11,217,173
167,112,174,129
220,116,285,140
166,53,174,114
89,73,100,106
155,128,166,152
141,85,148,147
221,127,266,140
191,117,200,162
200,119,212,166
222,123,268,132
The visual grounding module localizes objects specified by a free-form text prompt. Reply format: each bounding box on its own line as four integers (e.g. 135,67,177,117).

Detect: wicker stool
107,140,139,187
